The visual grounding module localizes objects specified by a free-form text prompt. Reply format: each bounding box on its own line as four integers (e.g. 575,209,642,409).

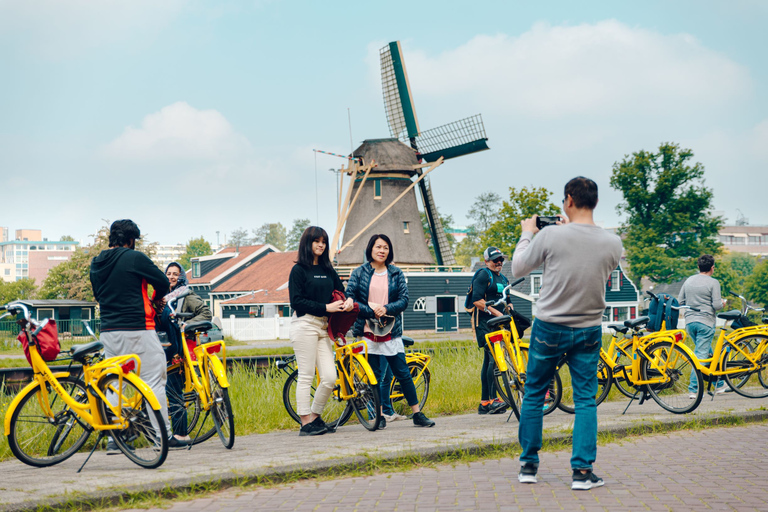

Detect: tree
482,186,560,257
228,228,250,250
712,257,739,299
610,143,723,288
286,218,311,251
253,222,287,251
745,259,768,308
59,235,76,242
178,237,213,270
454,192,504,267
0,278,37,304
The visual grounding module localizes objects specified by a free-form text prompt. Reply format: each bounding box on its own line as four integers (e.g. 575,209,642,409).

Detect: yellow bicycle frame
334,339,377,401
178,332,230,413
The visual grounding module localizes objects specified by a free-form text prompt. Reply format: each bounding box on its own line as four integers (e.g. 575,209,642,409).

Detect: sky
1,0,766,246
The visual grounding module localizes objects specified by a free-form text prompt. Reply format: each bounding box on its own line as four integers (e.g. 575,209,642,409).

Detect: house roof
18,300,97,307
216,251,297,304
187,245,272,286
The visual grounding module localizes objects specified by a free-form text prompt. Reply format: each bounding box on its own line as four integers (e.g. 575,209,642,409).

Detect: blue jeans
687,321,719,393
519,319,601,470
380,363,395,415
369,352,419,410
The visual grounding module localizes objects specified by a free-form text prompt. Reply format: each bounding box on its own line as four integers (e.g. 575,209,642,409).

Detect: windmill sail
380,42,420,140
419,176,456,266
414,114,489,162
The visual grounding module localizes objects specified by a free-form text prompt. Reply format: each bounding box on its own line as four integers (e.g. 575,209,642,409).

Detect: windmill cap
483,247,504,261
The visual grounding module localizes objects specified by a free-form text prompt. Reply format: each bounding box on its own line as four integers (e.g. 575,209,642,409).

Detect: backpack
647,293,679,332
464,268,494,314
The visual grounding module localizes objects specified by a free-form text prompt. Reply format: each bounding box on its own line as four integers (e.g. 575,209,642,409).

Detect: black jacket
345,262,408,338
90,247,169,331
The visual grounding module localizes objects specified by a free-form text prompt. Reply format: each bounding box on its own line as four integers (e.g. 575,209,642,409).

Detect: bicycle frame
334,338,377,400
690,322,768,378
177,330,230,413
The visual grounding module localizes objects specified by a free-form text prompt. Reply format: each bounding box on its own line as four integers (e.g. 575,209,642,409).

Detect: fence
223,315,292,341
0,319,101,338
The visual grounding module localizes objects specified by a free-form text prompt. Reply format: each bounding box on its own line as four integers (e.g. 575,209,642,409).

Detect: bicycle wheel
518,347,561,417
640,341,703,414
208,368,235,449
493,344,523,420
723,335,768,398
556,354,613,414
282,369,352,428
349,357,381,431
97,374,169,469
166,365,202,439
391,361,431,417
8,376,91,467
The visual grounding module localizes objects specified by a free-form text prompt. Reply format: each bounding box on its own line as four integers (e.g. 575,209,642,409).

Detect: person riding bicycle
89,219,190,451
346,234,435,429
511,177,622,490
471,246,510,415
289,226,354,437
156,261,213,440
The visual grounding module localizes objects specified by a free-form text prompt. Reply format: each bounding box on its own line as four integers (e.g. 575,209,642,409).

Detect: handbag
18,318,61,365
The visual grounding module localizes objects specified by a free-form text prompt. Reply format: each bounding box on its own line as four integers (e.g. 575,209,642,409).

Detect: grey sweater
678,274,724,327
512,223,623,328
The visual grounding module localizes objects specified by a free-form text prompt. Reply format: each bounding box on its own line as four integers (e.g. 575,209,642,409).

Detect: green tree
253,222,287,251
712,258,739,299
178,237,213,270
228,228,250,249
610,143,723,288
0,278,37,303
59,235,76,242
286,218,311,251
482,186,560,257
453,192,503,268
745,259,768,308
454,236,483,268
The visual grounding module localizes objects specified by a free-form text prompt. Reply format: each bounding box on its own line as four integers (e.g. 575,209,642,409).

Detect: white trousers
290,314,337,416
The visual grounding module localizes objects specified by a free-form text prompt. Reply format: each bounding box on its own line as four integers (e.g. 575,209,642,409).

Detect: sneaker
106,438,121,455
688,393,697,399
320,418,337,433
715,385,727,395
490,399,509,415
168,436,190,449
518,462,538,484
299,417,328,437
412,412,435,427
478,402,492,415
378,417,387,430
572,470,604,490
383,412,408,422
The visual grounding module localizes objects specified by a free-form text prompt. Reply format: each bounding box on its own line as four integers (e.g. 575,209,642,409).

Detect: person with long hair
346,234,435,429
288,226,353,436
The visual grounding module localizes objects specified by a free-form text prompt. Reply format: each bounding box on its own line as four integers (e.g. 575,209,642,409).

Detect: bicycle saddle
69,341,104,363
624,316,649,330
717,310,742,321
402,336,415,347
486,315,511,329
607,323,628,334
184,321,213,334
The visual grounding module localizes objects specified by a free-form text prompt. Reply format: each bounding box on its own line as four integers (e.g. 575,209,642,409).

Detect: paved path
1,393,767,511
126,422,768,512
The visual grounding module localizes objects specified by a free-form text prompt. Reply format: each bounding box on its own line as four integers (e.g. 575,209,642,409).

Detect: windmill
331,41,490,267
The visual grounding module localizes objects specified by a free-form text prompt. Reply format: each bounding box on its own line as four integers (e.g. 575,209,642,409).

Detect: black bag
647,293,679,332
464,268,493,313
510,309,532,337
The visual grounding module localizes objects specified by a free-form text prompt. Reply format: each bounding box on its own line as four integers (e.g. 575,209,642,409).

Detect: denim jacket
345,262,409,338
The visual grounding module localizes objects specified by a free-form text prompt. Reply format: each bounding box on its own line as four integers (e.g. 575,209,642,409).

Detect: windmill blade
415,114,489,162
380,41,420,140
417,175,456,266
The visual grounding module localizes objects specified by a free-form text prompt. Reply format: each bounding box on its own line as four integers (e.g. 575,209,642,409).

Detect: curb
5,409,768,512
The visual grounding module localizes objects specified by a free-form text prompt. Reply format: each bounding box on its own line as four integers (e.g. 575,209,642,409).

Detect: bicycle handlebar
2,302,32,323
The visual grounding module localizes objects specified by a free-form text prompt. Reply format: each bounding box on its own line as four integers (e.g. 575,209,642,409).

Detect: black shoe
378,417,387,430
105,438,121,455
299,418,328,437
168,436,190,449
412,412,435,427
572,470,604,490
518,462,538,484
489,399,509,415
320,418,337,433
478,402,491,415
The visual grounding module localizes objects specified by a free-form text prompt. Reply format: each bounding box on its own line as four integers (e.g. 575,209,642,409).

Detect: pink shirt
363,270,388,334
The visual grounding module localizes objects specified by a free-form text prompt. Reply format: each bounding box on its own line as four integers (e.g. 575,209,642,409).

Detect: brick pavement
128,423,768,512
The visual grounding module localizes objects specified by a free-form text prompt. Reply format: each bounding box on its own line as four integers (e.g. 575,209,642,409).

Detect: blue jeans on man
519,319,602,470
686,321,720,393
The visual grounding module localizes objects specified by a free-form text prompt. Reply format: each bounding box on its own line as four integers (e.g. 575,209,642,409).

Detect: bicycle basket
731,315,756,329
17,318,61,365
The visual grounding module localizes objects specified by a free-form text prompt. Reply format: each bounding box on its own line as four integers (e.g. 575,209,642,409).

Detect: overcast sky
1,1,766,246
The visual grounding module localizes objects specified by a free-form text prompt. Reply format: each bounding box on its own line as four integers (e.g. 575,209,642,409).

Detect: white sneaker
715,386,727,395
688,393,697,399
383,413,408,422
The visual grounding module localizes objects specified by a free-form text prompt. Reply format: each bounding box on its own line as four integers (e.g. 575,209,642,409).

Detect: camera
536,216,560,230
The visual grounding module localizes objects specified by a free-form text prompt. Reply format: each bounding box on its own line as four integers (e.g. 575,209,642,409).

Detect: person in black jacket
288,226,353,436
346,234,434,428
89,219,189,451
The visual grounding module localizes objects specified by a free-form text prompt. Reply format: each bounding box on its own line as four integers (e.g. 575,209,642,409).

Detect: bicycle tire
610,339,639,398
723,334,768,399
349,357,381,431
556,354,614,414
281,368,352,428
97,374,169,469
390,362,431,417
208,368,235,449
8,376,92,468
493,344,523,420
166,365,203,440
640,341,703,414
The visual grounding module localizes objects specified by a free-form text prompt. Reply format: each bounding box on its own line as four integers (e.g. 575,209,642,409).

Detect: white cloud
103,102,252,161
390,21,751,120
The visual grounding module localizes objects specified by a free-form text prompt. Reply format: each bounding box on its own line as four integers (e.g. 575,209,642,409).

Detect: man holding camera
511,177,622,490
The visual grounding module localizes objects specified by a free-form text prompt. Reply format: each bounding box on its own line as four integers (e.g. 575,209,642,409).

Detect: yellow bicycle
2,302,168,469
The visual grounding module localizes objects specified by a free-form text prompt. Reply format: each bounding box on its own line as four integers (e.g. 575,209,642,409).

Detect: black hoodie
90,247,170,331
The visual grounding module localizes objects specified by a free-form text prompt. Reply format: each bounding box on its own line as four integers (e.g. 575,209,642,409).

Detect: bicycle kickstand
622,390,642,415
77,431,105,473
506,406,515,423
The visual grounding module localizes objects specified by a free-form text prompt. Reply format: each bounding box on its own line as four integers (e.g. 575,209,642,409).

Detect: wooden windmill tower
331,41,490,267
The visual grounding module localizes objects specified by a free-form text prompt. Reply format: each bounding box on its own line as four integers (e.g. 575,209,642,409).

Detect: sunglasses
492,258,504,264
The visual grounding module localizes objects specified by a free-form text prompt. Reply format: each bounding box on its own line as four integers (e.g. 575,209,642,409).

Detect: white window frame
37,308,54,321
413,296,427,312
81,308,91,321
531,276,542,297
611,270,621,292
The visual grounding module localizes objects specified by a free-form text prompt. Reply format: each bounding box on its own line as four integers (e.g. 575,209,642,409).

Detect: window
81,308,91,321
629,306,637,320
413,297,427,312
612,307,629,322
603,307,611,322
531,276,542,296
748,236,760,245
610,270,621,292
192,261,201,278
37,308,54,321
249,306,263,318
403,221,410,233
373,179,381,200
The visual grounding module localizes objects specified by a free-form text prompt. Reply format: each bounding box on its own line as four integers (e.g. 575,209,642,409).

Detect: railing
0,319,101,340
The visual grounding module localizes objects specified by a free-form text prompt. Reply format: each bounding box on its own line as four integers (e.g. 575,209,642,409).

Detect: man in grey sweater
512,177,622,490
678,254,725,396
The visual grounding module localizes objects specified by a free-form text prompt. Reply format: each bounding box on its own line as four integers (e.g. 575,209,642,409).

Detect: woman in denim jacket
346,234,435,429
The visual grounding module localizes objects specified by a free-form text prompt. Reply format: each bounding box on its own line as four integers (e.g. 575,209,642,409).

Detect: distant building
1,227,8,242
153,244,186,270
718,226,768,256
0,230,78,283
